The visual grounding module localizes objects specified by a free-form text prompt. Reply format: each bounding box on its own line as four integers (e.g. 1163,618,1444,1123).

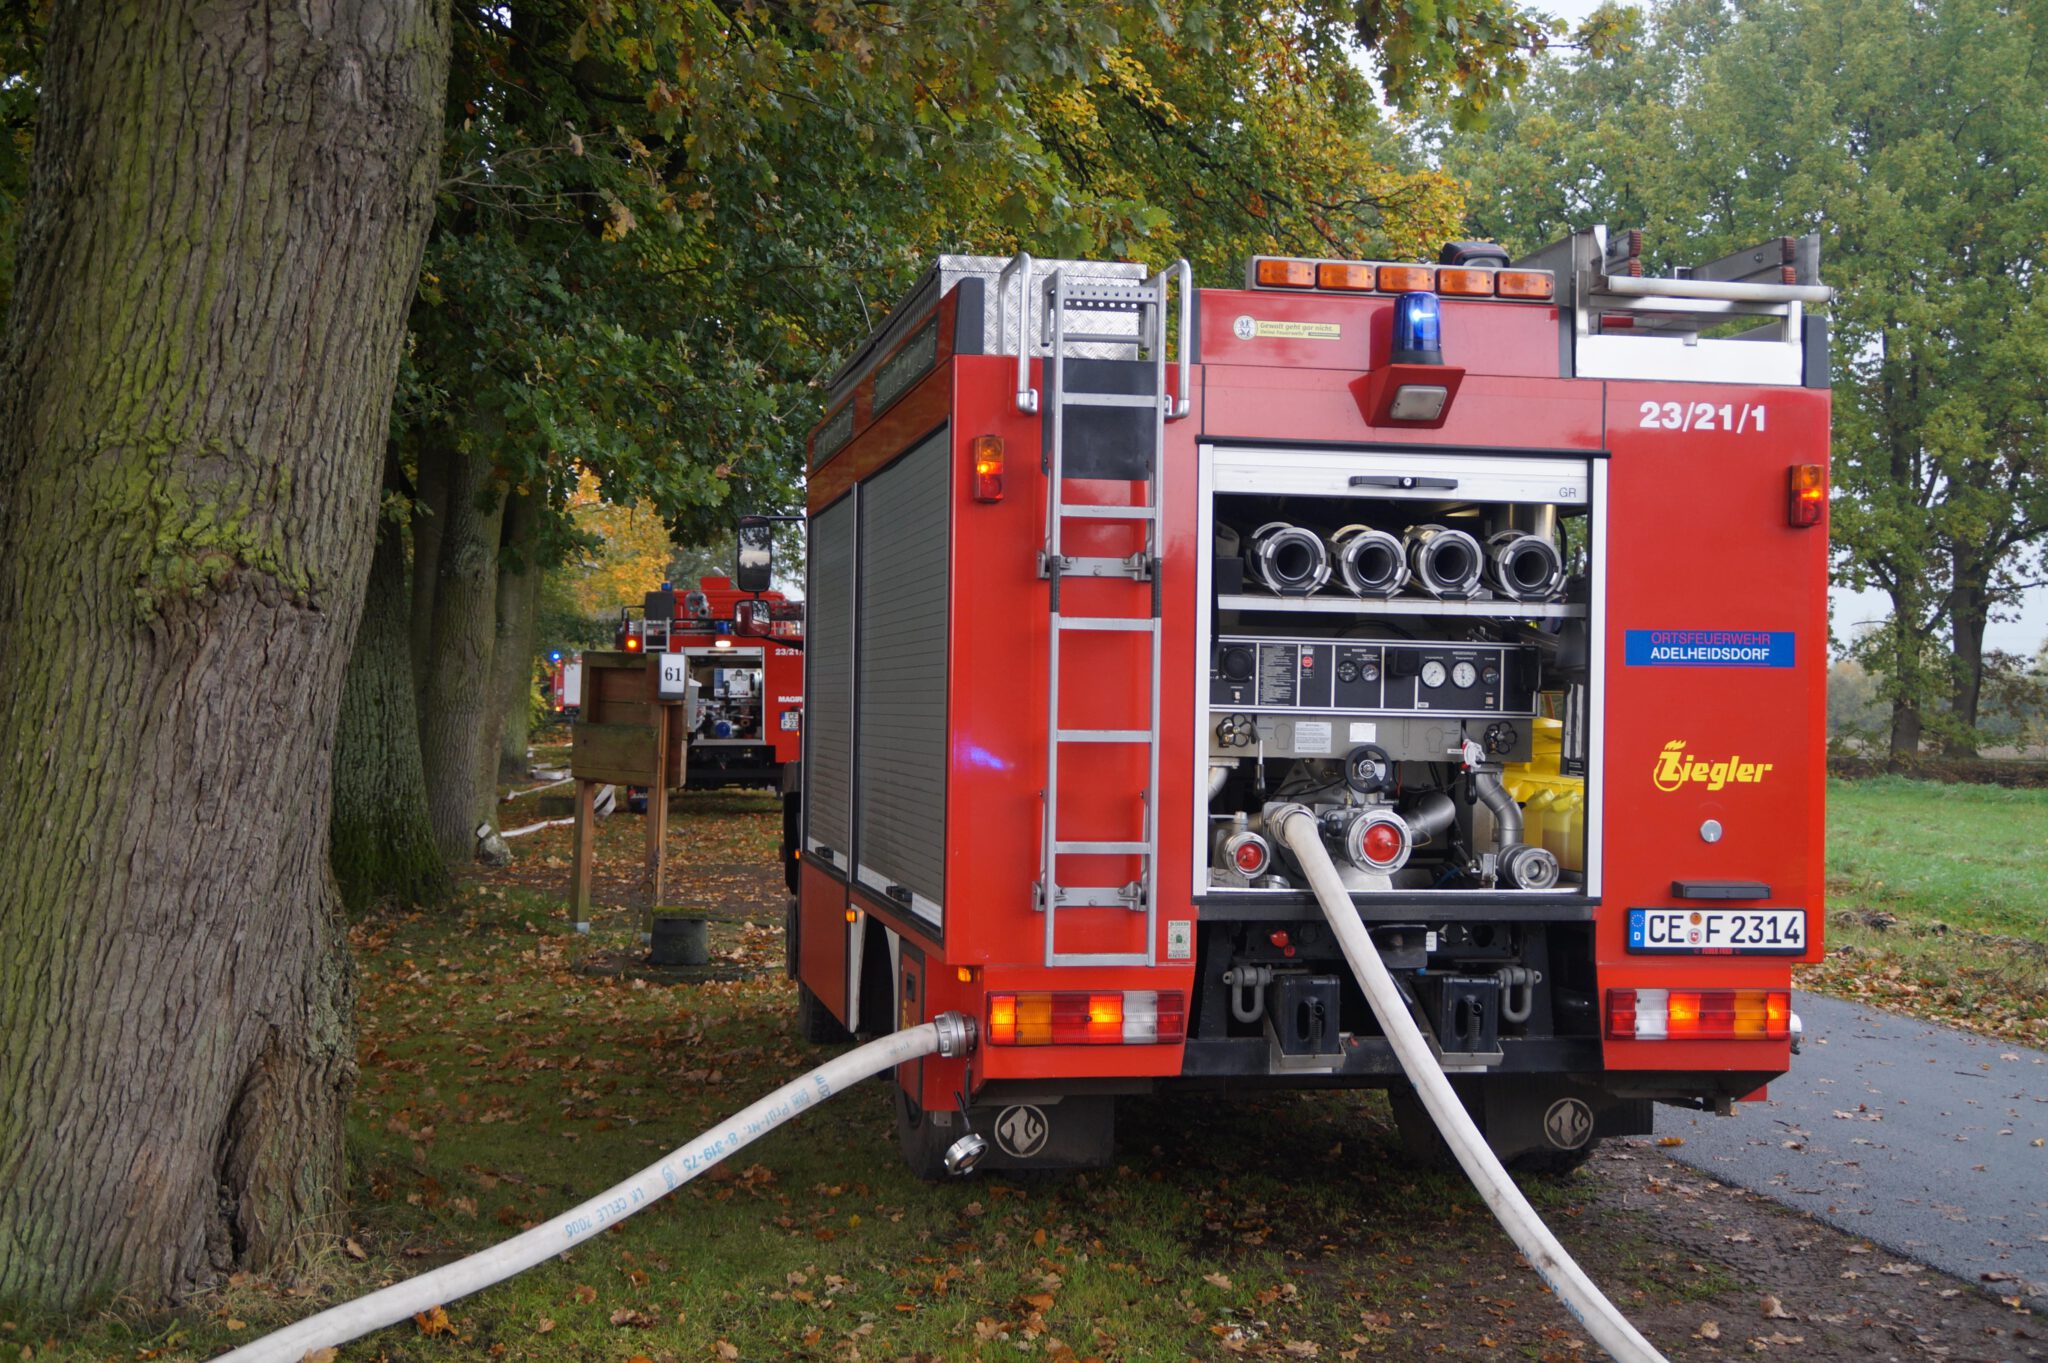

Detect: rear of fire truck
789,230,1830,1177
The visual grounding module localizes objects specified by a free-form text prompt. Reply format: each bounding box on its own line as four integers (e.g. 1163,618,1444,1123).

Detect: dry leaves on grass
413,1305,454,1336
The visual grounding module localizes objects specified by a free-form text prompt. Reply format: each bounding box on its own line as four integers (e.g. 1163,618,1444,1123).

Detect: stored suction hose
214,1016,972,1363
1269,805,1669,1363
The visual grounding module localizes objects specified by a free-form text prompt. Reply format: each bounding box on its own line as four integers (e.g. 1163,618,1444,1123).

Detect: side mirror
732,600,771,637
735,518,773,593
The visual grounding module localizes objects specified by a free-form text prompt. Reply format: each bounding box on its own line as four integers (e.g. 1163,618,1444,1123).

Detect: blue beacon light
1391,291,1443,366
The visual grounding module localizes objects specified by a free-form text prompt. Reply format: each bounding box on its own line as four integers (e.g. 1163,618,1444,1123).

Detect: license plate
1627,907,1806,954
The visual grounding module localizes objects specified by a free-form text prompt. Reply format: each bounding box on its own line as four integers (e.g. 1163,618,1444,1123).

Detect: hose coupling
933,1011,977,1058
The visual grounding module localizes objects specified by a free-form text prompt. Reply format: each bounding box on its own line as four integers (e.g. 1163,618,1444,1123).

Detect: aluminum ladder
996,253,1191,967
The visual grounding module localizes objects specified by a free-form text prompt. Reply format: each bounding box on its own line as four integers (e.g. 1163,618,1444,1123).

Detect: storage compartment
1196,445,1595,897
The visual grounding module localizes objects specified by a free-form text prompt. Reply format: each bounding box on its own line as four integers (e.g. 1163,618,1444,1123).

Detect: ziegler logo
1653,740,1773,793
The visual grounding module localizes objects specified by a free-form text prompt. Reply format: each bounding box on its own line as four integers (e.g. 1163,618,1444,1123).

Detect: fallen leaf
571,1284,597,1305
1204,1273,1234,1290
342,1237,367,1261
1694,1321,1720,1340
1656,1136,1685,1148
534,1318,555,1335
1760,1295,1796,1320
413,1306,454,1337
715,1340,739,1361
609,1308,655,1328
224,1320,246,1332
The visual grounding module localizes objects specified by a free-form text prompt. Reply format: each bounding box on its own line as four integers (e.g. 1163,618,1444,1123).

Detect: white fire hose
1270,804,1669,1363
215,1016,973,1363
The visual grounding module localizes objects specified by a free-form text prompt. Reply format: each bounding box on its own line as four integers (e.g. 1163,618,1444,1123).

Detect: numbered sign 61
655,653,691,699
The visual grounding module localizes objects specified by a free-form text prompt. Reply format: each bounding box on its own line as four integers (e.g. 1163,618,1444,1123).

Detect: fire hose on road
1269,802,1670,1363
214,1017,974,1363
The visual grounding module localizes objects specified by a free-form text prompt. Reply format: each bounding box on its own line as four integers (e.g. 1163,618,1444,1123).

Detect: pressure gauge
1360,659,1382,682
1420,659,1448,689
1336,659,1359,684
1451,660,1478,689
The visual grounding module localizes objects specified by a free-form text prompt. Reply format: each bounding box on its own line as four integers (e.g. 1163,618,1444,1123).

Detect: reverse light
986,990,1187,1046
1255,258,1315,288
1788,464,1825,528
1606,988,1791,1041
971,434,1005,503
1390,292,1443,366
714,637,733,650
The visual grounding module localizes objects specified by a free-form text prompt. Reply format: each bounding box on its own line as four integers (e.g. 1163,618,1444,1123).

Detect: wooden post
570,777,597,930
645,704,670,928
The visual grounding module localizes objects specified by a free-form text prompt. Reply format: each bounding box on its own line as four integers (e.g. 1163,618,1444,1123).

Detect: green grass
1826,776,2048,941
1808,776,2048,1047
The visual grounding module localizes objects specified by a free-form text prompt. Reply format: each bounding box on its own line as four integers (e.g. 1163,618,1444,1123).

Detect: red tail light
986,991,1186,1046
1607,988,1790,1040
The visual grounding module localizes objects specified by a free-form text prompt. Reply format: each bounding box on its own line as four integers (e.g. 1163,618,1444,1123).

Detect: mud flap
936,1095,1116,1172
1391,1076,1650,1169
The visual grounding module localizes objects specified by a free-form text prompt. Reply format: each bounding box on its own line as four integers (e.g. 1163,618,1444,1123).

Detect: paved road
1655,990,2048,1302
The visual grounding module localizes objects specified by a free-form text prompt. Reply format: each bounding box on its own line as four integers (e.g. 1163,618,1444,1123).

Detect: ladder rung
1061,391,1160,409
1057,331,1143,344
1060,286,1161,304
1055,840,1150,855
1055,729,1151,744
1056,616,1158,633
1061,504,1155,519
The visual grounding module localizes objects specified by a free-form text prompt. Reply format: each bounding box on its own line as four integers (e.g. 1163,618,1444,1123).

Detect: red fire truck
780,231,1830,1177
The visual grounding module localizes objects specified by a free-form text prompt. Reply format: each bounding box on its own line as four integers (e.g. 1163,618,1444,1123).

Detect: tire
1507,1140,1601,1177
796,982,851,1046
894,1081,957,1182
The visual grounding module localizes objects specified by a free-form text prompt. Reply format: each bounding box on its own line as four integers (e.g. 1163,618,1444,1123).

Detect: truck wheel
796,982,851,1046
894,1082,958,1182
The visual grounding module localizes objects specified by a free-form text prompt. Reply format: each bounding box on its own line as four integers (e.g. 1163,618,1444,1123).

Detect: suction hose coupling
933,1010,978,1058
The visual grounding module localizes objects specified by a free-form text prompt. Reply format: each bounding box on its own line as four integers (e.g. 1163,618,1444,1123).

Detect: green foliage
1433,0,2048,752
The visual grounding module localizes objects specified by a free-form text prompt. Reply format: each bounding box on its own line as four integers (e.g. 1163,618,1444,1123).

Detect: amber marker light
1496,270,1555,300
1788,464,1826,528
1437,267,1496,297
1376,264,1434,293
1316,262,1375,291
1254,258,1315,288
971,434,1004,503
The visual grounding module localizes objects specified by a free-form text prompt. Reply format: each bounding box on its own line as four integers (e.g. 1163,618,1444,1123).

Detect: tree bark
332,460,454,913
0,1,448,1310
409,437,454,707
493,491,543,784
1943,570,1991,758
418,442,506,863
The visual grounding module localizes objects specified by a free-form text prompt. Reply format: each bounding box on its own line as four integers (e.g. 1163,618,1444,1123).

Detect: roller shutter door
855,429,951,926
803,493,855,874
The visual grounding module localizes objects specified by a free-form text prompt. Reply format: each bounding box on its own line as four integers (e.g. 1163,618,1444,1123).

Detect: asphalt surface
1655,989,2048,1303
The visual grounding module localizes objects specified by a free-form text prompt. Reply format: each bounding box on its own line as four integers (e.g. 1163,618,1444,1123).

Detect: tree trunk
0,2,448,1311
493,492,543,784
1943,571,1991,758
418,443,506,863
409,438,454,707
333,465,454,914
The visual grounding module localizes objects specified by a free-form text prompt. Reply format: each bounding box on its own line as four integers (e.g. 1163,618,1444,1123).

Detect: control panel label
1293,721,1333,754
1625,629,1794,669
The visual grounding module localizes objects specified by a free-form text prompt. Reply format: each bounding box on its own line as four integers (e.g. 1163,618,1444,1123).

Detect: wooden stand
567,651,689,929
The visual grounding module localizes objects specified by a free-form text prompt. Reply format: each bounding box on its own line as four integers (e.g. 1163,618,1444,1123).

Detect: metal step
1055,728,1151,744
1049,554,1152,579
1054,839,1150,855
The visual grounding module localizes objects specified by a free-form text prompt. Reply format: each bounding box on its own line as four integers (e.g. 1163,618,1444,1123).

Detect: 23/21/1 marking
1638,400,1767,433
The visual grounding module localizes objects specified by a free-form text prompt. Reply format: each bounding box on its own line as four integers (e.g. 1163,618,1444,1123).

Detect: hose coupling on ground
933,1011,977,1058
